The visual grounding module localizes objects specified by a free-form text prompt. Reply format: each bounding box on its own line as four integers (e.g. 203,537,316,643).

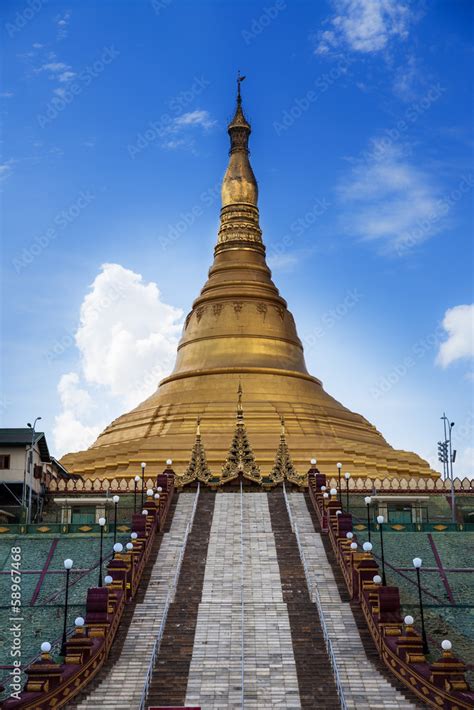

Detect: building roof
0,429,51,462
51,456,82,480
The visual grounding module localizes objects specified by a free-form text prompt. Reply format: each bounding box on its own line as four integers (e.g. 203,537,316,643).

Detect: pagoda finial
237,381,243,419
280,416,285,437
196,415,201,436
237,70,246,105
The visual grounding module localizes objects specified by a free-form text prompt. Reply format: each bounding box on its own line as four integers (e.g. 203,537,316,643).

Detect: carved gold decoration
180,417,213,486
221,385,261,485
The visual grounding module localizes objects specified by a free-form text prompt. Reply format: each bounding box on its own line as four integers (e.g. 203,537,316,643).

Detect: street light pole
113,496,120,545
140,462,146,509
61,558,73,656
377,515,387,585
134,475,140,513
336,462,342,505
413,557,429,654
344,472,351,512
26,417,42,525
364,496,372,542
98,517,106,587
441,413,456,524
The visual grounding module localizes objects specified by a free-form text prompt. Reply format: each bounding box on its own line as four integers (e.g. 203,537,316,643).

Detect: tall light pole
344,472,351,512
140,462,146,509
364,496,372,542
413,557,429,654
98,517,106,587
134,475,140,513
441,414,456,524
112,495,120,545
336,462,342,505
377,515,387,585
26,417,42,525
61,558,73,656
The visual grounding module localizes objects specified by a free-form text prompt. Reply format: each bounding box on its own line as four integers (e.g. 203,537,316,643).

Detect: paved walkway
73,493,196,709
185,492,301,709
287,492,418,709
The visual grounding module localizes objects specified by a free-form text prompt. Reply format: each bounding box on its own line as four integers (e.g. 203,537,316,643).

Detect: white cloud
436,304,474,369
338,140,443,253
316,0,414,55
56,10,71,40
173,110,216,130
0,91,14,98
0,160,15,182
53,263,183,456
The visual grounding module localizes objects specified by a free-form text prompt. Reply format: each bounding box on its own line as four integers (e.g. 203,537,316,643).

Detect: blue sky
1,0,473,475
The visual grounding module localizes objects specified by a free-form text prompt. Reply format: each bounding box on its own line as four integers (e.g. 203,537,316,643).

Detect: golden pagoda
61,78,435,482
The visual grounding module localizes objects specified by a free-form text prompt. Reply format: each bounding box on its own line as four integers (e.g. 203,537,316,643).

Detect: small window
0,455,11,469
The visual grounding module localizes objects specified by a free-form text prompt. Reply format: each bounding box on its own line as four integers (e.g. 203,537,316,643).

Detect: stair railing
138,483,200,710
282,484,348,710
239,479,245,709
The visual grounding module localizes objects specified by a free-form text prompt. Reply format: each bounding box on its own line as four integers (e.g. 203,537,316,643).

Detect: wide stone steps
68,493,196,709
146,489,216,707
268,490,341,710
288,492,421,709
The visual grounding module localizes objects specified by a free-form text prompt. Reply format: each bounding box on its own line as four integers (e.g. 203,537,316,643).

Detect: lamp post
364,496,372,542
140,462,146,509
104,575,113,585
112,495,120,544
344,472,351,512
441,414,456,524
413,557,429,654
377,514,387,585
98,517,106,587
363,541,373,553
61,558,73,656
133,475,140,513
113,542,123,558
26,416,42,524
336,462,342,504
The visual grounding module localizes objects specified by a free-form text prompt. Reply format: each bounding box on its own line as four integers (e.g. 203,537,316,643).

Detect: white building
0,428,52,522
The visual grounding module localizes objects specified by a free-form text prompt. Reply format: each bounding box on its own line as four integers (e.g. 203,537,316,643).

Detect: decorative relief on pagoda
233,301,243,315
213,303,224,317
273,305,285,321
257,302,267,320
195,306,206,323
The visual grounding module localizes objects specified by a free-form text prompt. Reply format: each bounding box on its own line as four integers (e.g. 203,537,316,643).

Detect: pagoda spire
271,416,306,487
221,384,261,485
180,416,212,487
217,73,262,253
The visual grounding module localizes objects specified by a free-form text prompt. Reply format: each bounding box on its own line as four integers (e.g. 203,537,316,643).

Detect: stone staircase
146,489,216,707
287,492,421,709
268,490,341,709
184,492,302,709
68,493,196,709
